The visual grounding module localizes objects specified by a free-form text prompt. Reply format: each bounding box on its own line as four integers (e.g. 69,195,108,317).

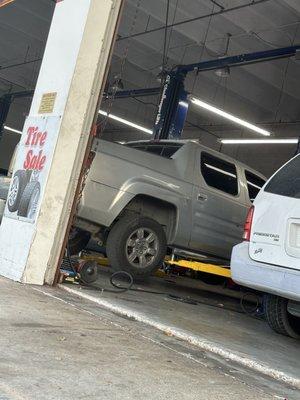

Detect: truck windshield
264,154,300,199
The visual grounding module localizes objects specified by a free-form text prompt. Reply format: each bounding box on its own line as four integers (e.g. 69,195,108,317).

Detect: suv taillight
243,206,254,241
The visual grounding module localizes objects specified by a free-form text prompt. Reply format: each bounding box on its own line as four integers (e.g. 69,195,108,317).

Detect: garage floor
0,275,299,399
60,267,300,392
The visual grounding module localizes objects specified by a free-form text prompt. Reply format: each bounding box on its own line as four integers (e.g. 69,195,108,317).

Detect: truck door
189,151,248,260
249,154,300,271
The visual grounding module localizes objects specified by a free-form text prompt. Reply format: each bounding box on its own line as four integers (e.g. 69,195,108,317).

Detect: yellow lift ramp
81,250,231,280
165,258,231,278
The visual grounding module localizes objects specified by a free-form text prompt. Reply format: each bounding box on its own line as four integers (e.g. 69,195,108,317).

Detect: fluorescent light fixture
190,97,271,137
4,125,22,135
221,138,298,144
99,110,152,135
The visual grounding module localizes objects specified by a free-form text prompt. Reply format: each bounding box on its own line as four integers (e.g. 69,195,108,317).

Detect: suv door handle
197,193,208,202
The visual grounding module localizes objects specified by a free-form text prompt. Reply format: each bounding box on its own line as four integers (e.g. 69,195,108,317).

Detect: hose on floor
109,271,134,292
240,292,264,317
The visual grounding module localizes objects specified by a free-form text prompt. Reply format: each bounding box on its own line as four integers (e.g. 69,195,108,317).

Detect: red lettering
39,155,46,170
23,150,47,171
25,127,37,146
23,150,33,169
40,132,47,146
25,126,47,146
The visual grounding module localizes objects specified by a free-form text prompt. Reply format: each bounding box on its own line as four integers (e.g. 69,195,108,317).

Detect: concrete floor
0,276,298,400
61,268,300,391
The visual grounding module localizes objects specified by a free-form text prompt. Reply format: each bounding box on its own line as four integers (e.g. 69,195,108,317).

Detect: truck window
162,145,182,158
201,152,238,196
126,143,182,158
245,170,266,202
264,154,300,199
144,145,164,155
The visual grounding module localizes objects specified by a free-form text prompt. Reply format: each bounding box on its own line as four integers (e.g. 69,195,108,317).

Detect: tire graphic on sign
7,170,28,212
17,180,41,219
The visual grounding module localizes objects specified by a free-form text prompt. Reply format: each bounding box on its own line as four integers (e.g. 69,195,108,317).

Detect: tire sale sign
5,115,61,223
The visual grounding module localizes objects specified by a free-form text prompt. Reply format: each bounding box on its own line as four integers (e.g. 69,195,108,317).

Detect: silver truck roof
125,139,198,145
123,139,266,180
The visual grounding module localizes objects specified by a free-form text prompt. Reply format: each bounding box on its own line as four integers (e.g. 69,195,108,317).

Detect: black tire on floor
17,181,41,218
264,294,300,339
106,216,167,279
79,261,98,285
7,170,28,212
68,228,91,256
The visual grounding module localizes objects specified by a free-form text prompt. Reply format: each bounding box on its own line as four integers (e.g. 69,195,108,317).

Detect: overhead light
110,75,124,91
190,97,271,136
4,125,22,135
215,66,230,78
221,138,298,144
99,110,153,135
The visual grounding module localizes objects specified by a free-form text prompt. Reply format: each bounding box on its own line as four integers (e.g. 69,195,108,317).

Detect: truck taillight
243,206,254,241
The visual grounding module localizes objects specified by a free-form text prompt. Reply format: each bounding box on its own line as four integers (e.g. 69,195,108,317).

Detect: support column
0,0,124,284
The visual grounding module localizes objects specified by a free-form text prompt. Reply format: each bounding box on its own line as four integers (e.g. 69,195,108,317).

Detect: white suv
231,153,300,339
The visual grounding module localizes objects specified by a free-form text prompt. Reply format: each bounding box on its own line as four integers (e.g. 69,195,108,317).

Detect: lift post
153,72,189,139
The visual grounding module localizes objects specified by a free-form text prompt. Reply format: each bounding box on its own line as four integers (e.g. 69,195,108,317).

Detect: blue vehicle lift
1,45,300,142
105,45,300,140
154,45,300,140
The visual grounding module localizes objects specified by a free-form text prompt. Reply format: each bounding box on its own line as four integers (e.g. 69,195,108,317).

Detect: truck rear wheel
264,294,300,339
106,216,167,280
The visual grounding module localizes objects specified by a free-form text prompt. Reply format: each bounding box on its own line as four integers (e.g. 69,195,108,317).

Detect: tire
7,170,27,212
79,261,98,285
106,216,167,279
68,228,91,256
264,294,300,339
17,181,41,219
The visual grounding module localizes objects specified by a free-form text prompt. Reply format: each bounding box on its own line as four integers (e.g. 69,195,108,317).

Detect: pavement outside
0,276,299,400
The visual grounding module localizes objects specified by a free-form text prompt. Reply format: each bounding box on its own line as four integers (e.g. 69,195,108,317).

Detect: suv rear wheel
106,216,167,279
264,294,300,339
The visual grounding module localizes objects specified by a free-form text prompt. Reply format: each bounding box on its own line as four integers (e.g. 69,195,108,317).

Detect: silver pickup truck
73,139,266,278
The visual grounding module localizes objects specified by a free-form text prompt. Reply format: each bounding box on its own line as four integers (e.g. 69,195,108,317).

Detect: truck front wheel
106,216,167,279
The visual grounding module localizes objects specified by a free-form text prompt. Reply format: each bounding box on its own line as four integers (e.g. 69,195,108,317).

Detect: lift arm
177,45,300,74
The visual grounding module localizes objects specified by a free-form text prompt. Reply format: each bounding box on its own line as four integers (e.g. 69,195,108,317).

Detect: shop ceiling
0,0,300,140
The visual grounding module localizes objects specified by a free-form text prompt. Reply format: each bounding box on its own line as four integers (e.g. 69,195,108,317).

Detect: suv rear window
201,152,238,196
126,143,182,158
245,170,266,202
264,154,300,199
